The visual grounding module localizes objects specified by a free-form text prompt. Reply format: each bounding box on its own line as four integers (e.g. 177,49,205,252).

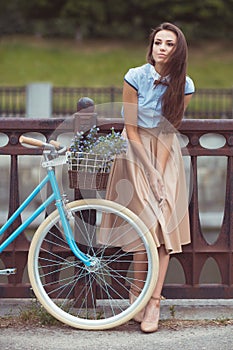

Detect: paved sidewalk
1,299,233,350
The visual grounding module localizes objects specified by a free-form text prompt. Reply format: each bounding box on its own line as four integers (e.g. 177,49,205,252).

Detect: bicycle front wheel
28,199,158,330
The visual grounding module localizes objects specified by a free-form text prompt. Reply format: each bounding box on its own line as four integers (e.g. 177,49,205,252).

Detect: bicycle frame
0,155,91,267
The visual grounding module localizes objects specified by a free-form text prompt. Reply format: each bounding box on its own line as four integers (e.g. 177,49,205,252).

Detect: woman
102,22,195,333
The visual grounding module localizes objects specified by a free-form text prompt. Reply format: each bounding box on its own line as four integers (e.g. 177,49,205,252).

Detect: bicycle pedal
0,268,17,275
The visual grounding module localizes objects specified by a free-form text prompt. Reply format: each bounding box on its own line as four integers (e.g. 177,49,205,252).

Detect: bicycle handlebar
19,135,45,148
19,136,67,153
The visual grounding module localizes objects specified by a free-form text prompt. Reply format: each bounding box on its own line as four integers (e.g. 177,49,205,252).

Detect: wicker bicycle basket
67,152,112,190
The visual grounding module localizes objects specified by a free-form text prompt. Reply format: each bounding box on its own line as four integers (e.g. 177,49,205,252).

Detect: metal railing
0,86,232,118
0,115,232,299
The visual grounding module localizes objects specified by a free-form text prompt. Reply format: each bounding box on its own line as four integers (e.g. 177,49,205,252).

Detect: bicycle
0,135,158,330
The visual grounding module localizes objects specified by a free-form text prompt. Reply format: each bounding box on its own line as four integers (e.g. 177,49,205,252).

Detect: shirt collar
149,64,169,83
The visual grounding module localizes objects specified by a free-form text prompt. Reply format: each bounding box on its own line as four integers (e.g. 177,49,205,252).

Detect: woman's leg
141,245,170,332
129,251,148,323
132,245,169,292
151,244,170,298
132,251,148,292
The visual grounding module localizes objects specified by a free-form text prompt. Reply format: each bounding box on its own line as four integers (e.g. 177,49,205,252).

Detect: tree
0,0,232,40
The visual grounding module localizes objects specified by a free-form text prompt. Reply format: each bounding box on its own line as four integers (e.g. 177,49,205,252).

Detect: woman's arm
123,81,164,201
184,94,193,112
157,93,194,174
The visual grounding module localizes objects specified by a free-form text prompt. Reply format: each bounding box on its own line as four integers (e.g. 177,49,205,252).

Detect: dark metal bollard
74,97,97,133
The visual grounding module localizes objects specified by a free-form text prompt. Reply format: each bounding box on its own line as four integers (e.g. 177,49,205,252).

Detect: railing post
73,97,97,200
4,151,29,294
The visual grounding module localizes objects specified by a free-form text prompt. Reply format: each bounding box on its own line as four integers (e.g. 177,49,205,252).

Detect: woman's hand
146,169,165,205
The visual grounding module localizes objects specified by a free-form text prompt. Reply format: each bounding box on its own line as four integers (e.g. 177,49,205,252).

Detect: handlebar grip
19,136,45,147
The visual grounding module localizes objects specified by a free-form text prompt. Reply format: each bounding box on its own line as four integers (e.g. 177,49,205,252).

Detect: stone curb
1,298,233,320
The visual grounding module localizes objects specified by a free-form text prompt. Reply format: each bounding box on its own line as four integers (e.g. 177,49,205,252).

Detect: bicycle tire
28,199,158,330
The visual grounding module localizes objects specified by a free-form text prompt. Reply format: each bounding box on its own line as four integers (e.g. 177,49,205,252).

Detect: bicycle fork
47,168,94,267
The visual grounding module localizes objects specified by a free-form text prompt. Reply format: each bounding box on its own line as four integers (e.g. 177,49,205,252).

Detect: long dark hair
146,22,188,128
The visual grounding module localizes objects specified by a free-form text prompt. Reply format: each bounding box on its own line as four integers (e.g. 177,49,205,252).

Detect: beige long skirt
99,127,191,254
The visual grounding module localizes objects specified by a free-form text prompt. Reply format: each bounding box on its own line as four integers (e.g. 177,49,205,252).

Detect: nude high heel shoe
129,287,145,323
140,296,161,333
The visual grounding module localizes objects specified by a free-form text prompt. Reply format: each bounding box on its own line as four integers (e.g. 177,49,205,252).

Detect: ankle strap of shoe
151,295,166,301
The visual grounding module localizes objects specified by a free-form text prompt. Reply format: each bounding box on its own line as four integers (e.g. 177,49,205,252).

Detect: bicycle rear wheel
28,199,158,330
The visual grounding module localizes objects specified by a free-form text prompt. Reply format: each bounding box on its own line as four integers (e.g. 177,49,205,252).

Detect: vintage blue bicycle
0,136,158,330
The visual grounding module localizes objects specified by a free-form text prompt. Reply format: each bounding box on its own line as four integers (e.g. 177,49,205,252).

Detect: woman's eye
154,41,161,45
168,42,175,47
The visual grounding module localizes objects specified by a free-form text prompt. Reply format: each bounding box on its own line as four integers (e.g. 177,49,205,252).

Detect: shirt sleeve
124,68,139,91
185,76,195,95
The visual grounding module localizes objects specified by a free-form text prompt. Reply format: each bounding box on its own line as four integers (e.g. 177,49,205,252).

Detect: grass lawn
0,36,232,88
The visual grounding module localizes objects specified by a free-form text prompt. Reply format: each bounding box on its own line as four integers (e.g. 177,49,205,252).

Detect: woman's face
152,29,177,67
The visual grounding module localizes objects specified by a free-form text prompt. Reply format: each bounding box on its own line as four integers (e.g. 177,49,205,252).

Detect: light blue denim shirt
123,63,195,128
